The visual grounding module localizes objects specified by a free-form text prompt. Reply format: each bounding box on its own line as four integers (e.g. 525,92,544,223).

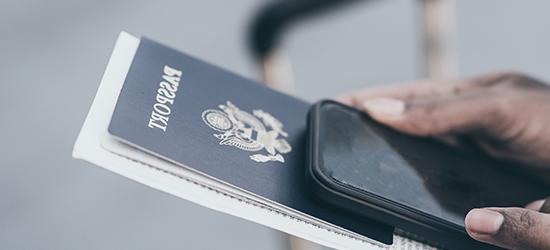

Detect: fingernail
362,98,405,117
466,209,504,235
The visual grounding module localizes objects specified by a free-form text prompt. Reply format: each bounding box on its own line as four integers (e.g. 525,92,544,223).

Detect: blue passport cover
108,38,393,244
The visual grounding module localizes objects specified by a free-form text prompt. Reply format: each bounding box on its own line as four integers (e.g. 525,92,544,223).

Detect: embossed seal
201,101,291,163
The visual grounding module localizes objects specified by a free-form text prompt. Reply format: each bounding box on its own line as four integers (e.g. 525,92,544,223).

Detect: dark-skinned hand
339,72,550,250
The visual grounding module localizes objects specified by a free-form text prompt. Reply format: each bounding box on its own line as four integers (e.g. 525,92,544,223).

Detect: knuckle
501,209,535,232
481,95,512,130
499,71,524,80
497,209,548,249
498,72,541,89
517,209,537,228
401,103,438,136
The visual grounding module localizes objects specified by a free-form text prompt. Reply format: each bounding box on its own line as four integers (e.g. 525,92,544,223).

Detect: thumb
465,207,550,250
360,95,502,137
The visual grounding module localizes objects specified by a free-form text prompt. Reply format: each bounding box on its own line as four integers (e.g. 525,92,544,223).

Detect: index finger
336,80,437,106
336,72,507,107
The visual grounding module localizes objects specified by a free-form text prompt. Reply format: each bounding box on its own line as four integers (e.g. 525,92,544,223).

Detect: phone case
306,100,503,249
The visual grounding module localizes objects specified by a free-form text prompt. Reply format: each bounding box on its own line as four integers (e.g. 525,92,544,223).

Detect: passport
73,32,433,250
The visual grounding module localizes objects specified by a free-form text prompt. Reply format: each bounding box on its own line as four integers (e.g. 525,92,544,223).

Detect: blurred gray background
0,0,548,249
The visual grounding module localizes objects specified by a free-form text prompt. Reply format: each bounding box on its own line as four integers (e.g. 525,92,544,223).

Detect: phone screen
318,102,548,228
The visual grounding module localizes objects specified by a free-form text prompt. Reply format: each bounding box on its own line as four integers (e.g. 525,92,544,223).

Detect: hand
338,72,550,249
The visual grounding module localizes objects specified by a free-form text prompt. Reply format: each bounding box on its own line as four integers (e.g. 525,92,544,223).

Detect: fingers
465,207,550,250
336,80,438,106
337,72,507,107
360,92,502,136
337,73,513,137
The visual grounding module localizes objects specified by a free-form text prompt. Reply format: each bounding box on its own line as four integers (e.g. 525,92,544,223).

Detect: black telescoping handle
248,0,364,60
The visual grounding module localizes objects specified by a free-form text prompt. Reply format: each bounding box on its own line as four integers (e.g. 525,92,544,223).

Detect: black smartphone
306,100,549,249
